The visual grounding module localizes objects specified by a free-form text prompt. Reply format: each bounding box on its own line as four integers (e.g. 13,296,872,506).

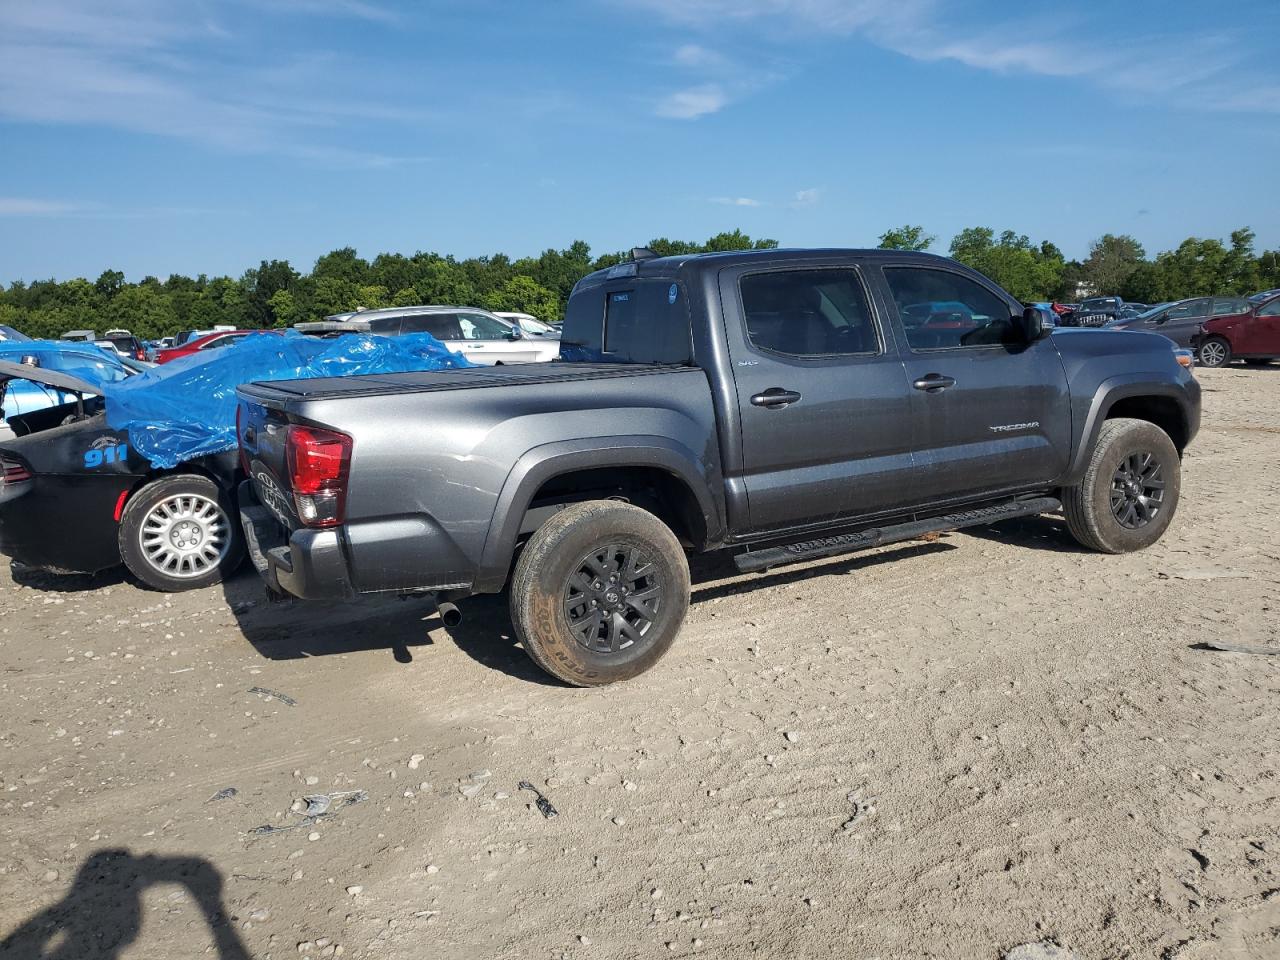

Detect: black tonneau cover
239,361,692,404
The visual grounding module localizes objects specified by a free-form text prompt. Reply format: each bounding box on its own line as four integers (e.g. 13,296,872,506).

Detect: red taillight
1,460,31,484
286,425,352,528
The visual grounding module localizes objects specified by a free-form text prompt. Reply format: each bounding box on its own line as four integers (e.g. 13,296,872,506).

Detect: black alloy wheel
563,544,664,653
1109,452,1166,529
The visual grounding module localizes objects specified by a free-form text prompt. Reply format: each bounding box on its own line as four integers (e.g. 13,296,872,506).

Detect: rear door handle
750,388,802,408
913,374,957,393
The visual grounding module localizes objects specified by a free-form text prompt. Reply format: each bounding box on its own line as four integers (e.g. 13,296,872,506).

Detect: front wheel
1197,337,1231,368
509,500,690,686
118,474,245,591
1062,418,1181,554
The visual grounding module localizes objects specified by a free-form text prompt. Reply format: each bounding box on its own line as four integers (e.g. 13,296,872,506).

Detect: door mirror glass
1020,306,1046,342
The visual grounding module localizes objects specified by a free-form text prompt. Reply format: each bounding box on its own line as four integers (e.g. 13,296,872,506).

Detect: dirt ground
1,366,1277,960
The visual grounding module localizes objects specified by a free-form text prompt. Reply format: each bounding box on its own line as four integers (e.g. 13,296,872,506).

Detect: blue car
1,341,133,426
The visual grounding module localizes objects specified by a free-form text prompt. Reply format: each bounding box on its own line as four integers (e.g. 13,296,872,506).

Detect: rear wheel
1197,337,1231,368
118,474,245,591
1062,418,1181,554
509,500,690,686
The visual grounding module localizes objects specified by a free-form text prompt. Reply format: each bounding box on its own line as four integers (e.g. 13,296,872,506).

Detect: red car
1194,295,1280,368
154,330,268,364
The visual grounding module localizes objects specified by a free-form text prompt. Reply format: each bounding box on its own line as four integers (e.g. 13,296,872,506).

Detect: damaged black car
0,356,244,590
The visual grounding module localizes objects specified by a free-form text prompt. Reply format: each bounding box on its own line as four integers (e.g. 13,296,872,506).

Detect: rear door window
400,315,459,339
739,269,879,357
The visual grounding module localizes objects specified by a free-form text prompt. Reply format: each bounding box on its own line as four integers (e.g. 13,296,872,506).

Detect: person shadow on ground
0,848,251,960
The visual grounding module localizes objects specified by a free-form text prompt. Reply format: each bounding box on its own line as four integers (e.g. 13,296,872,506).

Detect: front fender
473,436,726,593
1066,373,1200,482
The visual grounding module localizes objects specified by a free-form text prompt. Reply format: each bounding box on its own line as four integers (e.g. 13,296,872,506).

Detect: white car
310,306,560,365
494,311,561,339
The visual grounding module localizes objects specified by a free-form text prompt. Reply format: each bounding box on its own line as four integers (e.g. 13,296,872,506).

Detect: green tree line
878,224,1278,304
2,224,1276,341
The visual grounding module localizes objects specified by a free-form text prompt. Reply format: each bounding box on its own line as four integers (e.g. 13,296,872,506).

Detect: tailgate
237,398,299,531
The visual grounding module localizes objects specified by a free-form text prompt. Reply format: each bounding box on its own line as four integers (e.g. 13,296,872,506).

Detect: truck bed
239,361,690,406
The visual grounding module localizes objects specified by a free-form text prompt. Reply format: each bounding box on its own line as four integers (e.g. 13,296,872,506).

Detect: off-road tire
1062,418,1181,554
1197,337,1231,368
509,500,690,686
118,474,245,591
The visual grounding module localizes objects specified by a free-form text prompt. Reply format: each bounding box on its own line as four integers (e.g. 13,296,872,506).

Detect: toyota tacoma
235,249,1201,685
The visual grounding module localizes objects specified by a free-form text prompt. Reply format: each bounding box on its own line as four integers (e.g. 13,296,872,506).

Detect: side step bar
733,496,1062,574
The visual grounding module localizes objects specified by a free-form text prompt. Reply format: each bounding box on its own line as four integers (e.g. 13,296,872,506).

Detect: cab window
739,269,879,357
883,267,1014,350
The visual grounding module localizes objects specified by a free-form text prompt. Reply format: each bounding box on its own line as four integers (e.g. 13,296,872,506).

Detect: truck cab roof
572,248,957,292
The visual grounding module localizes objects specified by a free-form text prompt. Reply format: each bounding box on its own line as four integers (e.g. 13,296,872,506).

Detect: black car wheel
509,500,690,686
118,474,245,591
1063,418,1180,554
1197,337,1231,368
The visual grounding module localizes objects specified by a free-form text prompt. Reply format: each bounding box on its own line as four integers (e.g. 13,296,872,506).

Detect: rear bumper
238,481,356,600
237,480,475,600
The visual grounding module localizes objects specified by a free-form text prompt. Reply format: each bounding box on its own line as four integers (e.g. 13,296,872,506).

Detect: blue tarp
103,331,472,469
0,341,130,418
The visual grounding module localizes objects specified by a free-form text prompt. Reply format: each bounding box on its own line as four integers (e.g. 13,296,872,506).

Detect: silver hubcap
140,493,229,578
1201,342,1226,365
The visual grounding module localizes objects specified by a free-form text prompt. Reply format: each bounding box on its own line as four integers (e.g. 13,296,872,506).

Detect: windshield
0,325,31,342
0,342,131,420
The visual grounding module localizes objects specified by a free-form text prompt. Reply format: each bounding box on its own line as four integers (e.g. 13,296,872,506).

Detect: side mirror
1018,307,1047,342
505,328,523,341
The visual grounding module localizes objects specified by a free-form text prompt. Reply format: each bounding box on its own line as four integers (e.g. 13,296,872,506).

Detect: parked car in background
1107,297,1251,349
172,325,238,348
1248,288,1280,303
155,329,265,364
101,329,147,362
1063,296,1127,327
494,312,561,339
0,326,31,342
60,330,98,343
300,305,559,365
1193,294,1280,367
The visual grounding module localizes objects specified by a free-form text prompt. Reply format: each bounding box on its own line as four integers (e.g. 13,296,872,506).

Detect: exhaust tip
437,601,463,628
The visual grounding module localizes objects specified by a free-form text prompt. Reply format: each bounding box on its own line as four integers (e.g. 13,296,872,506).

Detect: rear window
563,280,691,364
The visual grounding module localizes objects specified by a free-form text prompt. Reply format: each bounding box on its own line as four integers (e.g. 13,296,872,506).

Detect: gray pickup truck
236,249,1201,685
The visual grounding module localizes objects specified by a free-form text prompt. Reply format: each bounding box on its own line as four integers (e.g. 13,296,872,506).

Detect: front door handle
750,387,802,408
913,374,957,393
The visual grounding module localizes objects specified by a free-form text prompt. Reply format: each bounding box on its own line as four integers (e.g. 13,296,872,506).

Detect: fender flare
1067,374,1192,481
473,436,725,593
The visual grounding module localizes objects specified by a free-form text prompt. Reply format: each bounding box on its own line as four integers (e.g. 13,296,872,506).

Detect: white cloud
710,196,763,207
791,188,821,208
655,85,728,119
626,0,1268,116
0,197,84,216
0,0,427,165
673,43,726,69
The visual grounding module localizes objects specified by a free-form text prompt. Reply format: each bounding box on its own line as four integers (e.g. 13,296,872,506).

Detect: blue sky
1,0,1277,283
